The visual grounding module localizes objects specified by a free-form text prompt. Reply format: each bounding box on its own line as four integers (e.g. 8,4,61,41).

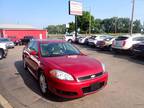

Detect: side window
28,41,34,49
141,37,144,41
132,37,142,41
32,42,38,52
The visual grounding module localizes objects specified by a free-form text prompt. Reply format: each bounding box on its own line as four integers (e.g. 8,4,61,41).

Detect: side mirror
30,50,37,56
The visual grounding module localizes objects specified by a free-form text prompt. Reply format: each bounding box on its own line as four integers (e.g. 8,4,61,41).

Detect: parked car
87,35,109,47
0,42,8,59
75,35,83,43
22,39,108,98
64,33,82,43
111,35,144,53
20,36,34,45
131,41,144,57
0,38,15,48
87,36,98,46
64,34,76,43
96,36,115,50
14,40,22,46
78,36,89,44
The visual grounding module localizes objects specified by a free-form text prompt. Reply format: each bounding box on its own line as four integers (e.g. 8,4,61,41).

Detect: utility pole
115,17,117,34
130,0,135,36
75,16,77,37
89,8,91,35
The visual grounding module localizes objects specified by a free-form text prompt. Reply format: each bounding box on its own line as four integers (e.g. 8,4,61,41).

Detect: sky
0,0,144,28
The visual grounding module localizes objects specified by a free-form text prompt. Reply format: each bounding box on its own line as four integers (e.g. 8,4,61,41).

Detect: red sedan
22,39,108,98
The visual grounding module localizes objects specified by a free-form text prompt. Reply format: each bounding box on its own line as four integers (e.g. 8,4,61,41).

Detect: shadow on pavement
14,60,73,102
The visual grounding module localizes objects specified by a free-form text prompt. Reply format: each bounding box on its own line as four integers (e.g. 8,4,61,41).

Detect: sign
66,24,69,28
69,1,83,16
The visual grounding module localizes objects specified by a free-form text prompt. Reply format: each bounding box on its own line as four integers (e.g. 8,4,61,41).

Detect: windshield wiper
48,54,65,57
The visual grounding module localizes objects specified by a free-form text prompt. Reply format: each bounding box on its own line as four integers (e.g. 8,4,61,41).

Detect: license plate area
82,82,104,94
91,82,101,91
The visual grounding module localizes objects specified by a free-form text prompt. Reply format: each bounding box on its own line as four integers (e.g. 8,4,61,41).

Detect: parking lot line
0,95,13,108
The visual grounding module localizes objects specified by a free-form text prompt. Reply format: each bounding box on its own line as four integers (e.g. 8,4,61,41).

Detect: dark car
131,42,144,57
22,39,108,98
20,36,34,45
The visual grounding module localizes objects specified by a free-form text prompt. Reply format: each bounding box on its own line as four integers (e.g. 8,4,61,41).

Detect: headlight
101,63,106,72
50,70,74,81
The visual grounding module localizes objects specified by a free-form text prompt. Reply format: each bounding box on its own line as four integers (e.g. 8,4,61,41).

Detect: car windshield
66,34,73,37
90,36,97,39
104,36,114,41
115,36,128,41
0,38,10,42
40,42,81,57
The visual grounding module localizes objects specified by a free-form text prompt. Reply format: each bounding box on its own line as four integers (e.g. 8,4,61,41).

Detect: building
0,24,47,42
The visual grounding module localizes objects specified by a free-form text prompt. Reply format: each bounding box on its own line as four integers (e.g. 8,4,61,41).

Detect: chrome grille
78,72,103,82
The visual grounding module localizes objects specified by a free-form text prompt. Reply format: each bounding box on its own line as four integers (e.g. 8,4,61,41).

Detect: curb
0,95,13,108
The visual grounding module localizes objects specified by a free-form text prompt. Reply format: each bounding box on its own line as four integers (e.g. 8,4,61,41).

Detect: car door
132,37,144,45
28,41,40,74
24,41,34,68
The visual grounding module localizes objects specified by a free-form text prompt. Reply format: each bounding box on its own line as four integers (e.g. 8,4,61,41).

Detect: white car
87,36,98,46
0,42,8,59
0,38,15,48
78,36,89,44
111,35,144,52
87,35,111,46
64,34,76,43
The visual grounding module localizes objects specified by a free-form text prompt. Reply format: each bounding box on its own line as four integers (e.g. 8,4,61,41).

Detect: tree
93,19,102,33
101,17,130,33
77,11,95,34
133,20,142,33
117,18,130,33
45,24,66,34
67,22,75,33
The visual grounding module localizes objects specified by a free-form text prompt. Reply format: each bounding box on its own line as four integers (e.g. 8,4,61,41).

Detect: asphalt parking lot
0,45,144,108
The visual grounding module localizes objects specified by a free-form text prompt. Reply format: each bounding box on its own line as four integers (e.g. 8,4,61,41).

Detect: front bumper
7,44,15,48
47,72,108,98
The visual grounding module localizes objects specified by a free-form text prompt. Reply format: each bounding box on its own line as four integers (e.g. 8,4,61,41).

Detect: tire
0,49,4,60
39,72,48,96
109,45,112,51
68,39,72,43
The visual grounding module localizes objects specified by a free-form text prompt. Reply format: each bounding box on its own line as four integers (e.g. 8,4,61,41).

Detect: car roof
118,35,144,38
32,39,65,44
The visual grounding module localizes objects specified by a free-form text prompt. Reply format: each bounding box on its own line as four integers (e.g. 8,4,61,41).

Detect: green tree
133,20,142,33
93,19,102,33
46,24,66,34
68,22,75,33
77,11,95,34
117,18,130,33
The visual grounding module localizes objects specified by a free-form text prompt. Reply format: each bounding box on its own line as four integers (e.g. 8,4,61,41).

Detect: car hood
1,41,13,44
43,55,103,78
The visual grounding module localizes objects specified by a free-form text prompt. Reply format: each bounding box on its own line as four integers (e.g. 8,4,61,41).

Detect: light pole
89,8,91,35
130,0,135,36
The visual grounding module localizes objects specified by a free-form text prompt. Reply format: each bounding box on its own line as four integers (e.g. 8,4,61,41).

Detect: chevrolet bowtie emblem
91,75,95,78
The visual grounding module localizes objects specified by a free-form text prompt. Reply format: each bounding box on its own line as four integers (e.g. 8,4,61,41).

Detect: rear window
0,38,10,42
66,35,73,37
90,36,97,39
115,36,128,41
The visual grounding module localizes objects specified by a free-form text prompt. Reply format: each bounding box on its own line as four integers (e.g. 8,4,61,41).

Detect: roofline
0,28,47,31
